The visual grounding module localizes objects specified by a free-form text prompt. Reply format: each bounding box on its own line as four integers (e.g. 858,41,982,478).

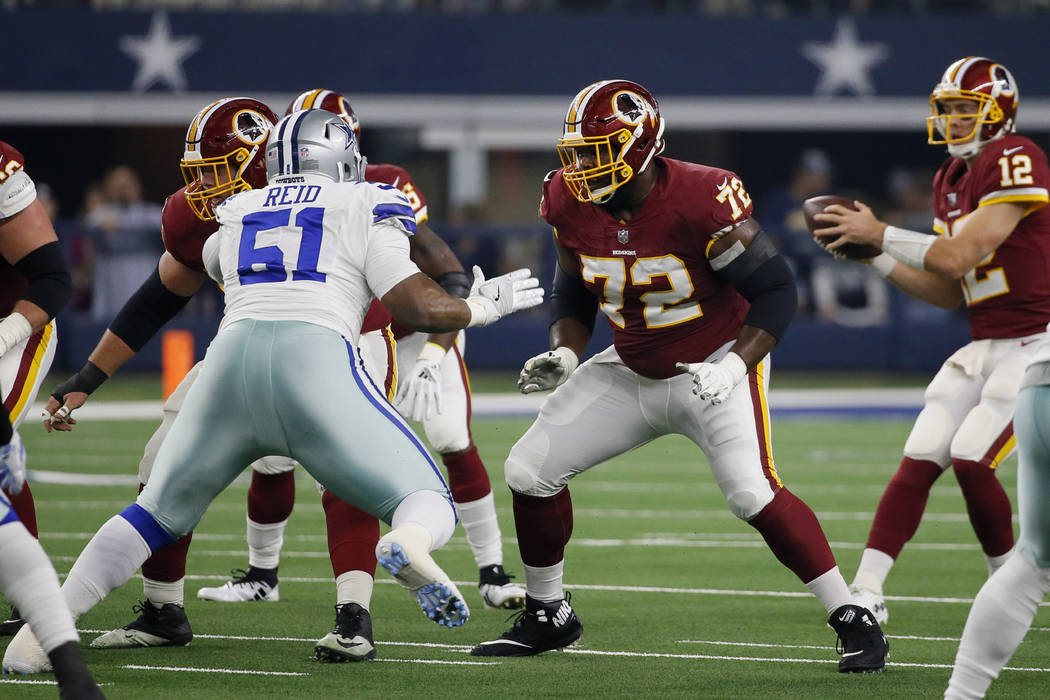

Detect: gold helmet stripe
186,97,254,153
565,80,615,134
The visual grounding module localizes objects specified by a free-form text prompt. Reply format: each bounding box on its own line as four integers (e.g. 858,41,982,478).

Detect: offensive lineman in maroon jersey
0,143,102,697
469,80,889,672
815,57,1050,627
196,91,525,648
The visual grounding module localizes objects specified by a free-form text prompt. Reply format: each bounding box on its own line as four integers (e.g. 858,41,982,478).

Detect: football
802,195,882,260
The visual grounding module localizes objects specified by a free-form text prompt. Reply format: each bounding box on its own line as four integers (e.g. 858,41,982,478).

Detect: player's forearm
728,326,777,370
383,273,472,333
885,264,963,309
549,317,591,361
409,225,466,278
86,330,137,376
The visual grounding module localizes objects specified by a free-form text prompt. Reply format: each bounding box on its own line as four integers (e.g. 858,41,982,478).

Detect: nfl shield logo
617,229,629,244
947,192,957,207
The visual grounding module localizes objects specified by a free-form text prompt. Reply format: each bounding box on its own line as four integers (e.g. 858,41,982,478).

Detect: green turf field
2,409,1046,699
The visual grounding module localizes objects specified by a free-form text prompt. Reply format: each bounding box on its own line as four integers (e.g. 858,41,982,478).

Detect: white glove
394,342,445,422
675,352,748,405
518,346,579,394
465,266,544,327
0,432,26,494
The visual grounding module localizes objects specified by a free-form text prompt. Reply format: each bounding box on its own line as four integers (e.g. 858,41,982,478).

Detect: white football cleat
197,569,279,602
850,585,889,625
376,524,469,628
2,624,51,674
478,565,526,610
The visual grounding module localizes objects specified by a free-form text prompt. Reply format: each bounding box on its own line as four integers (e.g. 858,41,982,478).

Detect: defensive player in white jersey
1,109,543,674
0,143,101,697
945,326,1050,697
815,57,1050,626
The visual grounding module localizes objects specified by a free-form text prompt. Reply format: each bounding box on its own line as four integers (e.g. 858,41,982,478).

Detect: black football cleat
829,603,889,673
90,599,193,648
315,603,377,662
470,593,582,657
0,606,25,636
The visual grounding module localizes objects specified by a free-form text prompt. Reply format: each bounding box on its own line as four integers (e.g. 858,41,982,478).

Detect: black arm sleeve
435,270,471,299
108,267,193,352
713,230,797,341
13,241,72,320
550,262,598,333
0,403,11,446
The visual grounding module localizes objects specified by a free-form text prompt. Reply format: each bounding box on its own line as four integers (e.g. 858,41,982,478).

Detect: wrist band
882,225,936,270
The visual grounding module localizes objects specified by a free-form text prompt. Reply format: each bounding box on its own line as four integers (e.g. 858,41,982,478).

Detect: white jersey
211,174,421,343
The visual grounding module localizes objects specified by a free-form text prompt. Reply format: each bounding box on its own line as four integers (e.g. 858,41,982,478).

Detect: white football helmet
265,109,366,183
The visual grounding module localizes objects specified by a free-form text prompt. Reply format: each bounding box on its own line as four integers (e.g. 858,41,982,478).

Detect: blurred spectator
884,166,935,231
758,148,836,314
810,258,890,327
81,166,163,320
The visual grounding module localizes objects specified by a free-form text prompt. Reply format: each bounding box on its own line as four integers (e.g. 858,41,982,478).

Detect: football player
3,108,542,675
468,80,889,673
814,57,1050,626
0,142,70,637
197,91,526,643
945,331,1050,698
0,143,101,698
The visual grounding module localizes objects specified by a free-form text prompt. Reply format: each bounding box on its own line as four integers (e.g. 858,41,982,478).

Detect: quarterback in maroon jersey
196,91,525,650
0,144,102,697
469,79,888,673
814,57,1050,628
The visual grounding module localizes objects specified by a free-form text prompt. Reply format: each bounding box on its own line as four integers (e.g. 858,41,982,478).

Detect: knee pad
903,402,957,464
504,433,551,496
724,481,775,521
251,457,298,475
952,402,1014,463
423,410,470,454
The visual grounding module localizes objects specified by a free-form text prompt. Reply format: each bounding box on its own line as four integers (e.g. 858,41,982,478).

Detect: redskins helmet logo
232,109,270,146
612,91,656,127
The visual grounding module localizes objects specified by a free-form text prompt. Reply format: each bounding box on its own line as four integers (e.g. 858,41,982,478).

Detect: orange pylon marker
162,329,195,400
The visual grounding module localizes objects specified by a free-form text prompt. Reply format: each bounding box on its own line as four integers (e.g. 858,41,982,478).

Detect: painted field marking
122,664,307,676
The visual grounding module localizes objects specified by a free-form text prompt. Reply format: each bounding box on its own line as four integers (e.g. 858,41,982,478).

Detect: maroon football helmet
927,57,1019,158
556,80,665,204
286,89,360,141
180,97,277,221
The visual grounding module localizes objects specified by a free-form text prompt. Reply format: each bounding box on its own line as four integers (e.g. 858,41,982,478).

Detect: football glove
675,352,748,405
465,266,544,327
0,432,26,494
395,342,445,422
518,346,578,394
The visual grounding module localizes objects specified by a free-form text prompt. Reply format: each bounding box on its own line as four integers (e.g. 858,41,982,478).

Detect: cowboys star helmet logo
328,120,356,150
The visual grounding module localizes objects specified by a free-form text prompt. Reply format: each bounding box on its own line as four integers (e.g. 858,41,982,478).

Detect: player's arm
44,251,205,431
406,220,467,353
517,235,595,394
676,218,796,404
0,199,72,349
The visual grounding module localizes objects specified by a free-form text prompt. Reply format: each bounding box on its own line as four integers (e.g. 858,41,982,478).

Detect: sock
804,566,852,614
866,457,944,559
143,577,185,607
323,490,379,577
512,488,573,568
247,518,287,570
454,492,503,569
47,641,98,694
953,458,1015,558
247,469,296,522
0,521,78,651
63,514,153,618
946,553,1050,699
390,490,455,549
335,570,374,610
747,488,837,583
141,532,192,583
522,562,565,603
443,444,492,503
5,481,37,537
852,548,895,594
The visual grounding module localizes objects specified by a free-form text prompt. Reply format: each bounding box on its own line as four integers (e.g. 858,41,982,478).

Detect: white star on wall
801,18,890,96
119,11,201,93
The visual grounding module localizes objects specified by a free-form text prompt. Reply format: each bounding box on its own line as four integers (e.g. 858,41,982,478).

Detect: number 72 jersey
932,133,1050,339
212,177,421,342
541,157,753,380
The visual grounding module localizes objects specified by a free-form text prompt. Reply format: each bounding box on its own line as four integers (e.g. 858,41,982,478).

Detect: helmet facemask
557,129,637,204
181,146,257,221
927,90,1006,159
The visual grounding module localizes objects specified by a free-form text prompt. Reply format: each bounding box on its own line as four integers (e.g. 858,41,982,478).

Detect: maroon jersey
543,157,751,379
161,186,218,272
932,134,1050,339
0,142,33,315
362,163,429,335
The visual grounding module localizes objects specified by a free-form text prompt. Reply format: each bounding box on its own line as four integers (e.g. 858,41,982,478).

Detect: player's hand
465,266,544,327
518,346,578,394
42,393,86,433
395,352,444,422
813,200,885,252
675,352,748,405
0,433,26,494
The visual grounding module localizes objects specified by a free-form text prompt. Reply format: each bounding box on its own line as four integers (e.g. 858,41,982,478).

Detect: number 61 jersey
212,175,421,343
542,157,752,379
933,132,1050,339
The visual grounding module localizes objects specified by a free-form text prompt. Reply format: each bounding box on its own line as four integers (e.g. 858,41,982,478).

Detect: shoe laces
131,599,160,622
480,565,515,586
227,568,253,584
